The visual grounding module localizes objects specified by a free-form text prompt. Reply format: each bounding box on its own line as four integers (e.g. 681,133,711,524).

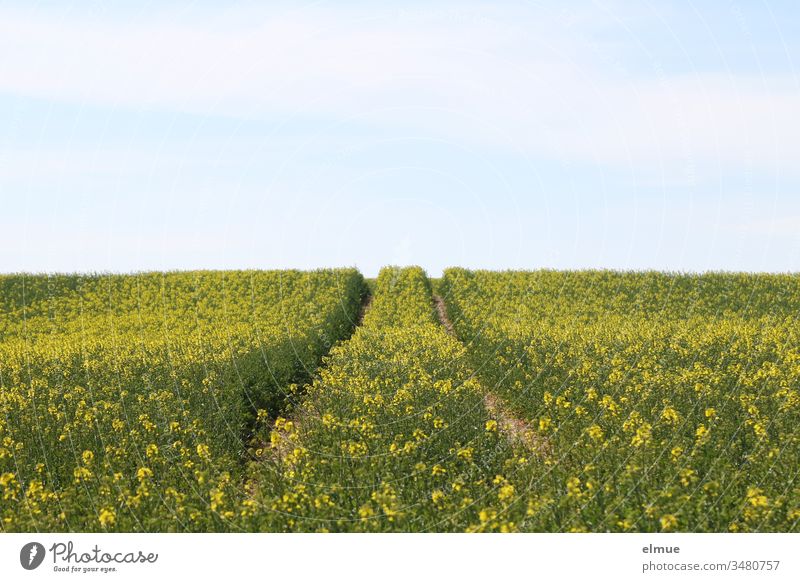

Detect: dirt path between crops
432,294,549,457
247,289,374,485
432,294,455,335
356,291,373,326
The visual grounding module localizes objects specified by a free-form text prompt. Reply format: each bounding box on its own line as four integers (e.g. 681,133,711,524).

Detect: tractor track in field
356,290,373,326
245,289,374,495
433,293,549,457
249,288,547,503
433,294,455,335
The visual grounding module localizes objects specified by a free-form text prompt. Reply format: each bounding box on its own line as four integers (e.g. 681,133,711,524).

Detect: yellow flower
498,484,515,502
485,419,498,433
456,447,474,462
73,466,92,483
566,477,582,499
136,467,153,481
660,514,678,531
210,489,225,512
660,407,679,425
586,425,604,441
695,424,710,445
98,507,116,527
600,395,619,415
746,487,768,508
679,468,697,487
631,423,652,447
617,518,634,531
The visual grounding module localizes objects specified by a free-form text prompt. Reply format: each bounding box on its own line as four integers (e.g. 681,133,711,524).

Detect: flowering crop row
4,266,796,532
243,267,531,532
0,270,365,531
439,269,800,531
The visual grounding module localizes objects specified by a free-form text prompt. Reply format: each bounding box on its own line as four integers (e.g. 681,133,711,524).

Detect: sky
1,1,799,276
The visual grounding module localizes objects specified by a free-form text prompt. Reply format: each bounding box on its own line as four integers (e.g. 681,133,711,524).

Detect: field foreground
1,268,798,532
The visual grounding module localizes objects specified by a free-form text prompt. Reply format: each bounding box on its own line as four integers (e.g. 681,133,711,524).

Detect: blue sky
1,1,798,276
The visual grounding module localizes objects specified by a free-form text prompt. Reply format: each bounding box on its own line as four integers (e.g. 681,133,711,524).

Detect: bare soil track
432,294,549,458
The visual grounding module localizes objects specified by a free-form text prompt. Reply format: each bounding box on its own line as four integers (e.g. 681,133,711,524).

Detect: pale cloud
737,214,800,238
1,3,799,275
1,4,798,173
